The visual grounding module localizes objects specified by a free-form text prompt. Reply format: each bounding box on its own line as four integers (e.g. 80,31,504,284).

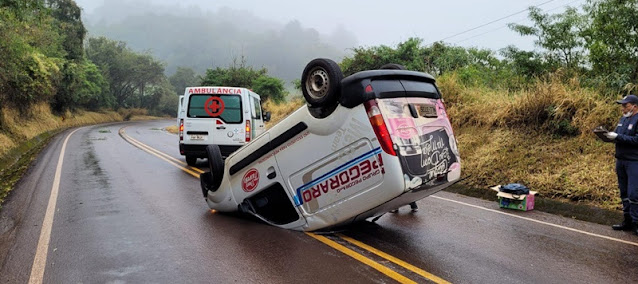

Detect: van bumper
180,144,242,158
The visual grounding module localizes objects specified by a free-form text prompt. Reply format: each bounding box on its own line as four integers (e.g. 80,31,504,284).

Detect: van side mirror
263,112,271,122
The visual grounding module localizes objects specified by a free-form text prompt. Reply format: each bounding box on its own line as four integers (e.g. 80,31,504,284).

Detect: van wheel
205,145,224,192
302,58,343,108
380,63,406,70
186,155,197,166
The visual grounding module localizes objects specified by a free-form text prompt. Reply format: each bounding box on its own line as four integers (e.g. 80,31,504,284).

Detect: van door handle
267,166,276,179
216,126,226,130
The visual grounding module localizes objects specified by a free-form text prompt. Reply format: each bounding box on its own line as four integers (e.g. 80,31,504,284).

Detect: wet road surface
1,120,637,283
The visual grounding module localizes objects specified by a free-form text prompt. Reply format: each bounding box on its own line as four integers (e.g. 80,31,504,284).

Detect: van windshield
187,94,242,123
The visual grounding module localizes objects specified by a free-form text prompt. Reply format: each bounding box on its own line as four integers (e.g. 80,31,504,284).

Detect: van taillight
245,120,251,142
364,100,396,156
179,119,184,141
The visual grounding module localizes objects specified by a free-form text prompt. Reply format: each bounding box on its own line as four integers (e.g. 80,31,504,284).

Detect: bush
118,108,148,121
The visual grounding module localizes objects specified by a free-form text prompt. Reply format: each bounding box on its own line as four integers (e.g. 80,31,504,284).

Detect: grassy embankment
0,103,156,207
264,76,623,223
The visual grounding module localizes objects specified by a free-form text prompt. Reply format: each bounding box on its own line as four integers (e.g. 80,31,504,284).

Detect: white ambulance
200,59,461,231
179,87,270,166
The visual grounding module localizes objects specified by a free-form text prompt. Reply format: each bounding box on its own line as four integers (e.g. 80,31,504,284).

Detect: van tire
379,63,406,70
205,145,224,192
186,155,197,166
302,58,343,108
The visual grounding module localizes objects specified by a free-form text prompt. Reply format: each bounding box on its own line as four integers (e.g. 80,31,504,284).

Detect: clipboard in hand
594,126,614,142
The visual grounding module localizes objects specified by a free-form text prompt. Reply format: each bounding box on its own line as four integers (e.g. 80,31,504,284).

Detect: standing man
605,94,638,234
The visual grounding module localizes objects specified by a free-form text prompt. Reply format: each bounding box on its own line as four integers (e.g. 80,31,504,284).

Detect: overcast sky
75,0,585,52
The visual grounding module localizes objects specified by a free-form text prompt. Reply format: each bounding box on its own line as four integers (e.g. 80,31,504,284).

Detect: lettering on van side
293,148,384,206
257,131,309,164
188,88,243,94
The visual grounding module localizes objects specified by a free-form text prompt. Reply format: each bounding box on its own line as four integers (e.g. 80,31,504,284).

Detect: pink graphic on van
387,117,416,139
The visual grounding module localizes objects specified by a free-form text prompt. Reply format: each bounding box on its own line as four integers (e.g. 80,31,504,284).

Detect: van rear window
187,94,242,123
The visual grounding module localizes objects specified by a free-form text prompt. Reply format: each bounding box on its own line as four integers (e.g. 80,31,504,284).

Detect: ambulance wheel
186,155,197,166
204,145,224,192
380,63,406,70
302,58,343,108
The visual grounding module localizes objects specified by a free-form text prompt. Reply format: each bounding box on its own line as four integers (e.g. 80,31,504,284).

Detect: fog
76,0,581,82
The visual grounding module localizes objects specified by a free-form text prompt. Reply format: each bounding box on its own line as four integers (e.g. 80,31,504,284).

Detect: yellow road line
29,128,82,284
126,132,200,171
119,128,201,177
306,233,417,284
337,234,451,284
119,128,204,174
121,126,442,283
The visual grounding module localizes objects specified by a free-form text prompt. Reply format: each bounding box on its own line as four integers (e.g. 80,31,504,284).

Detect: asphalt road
1,120,637,283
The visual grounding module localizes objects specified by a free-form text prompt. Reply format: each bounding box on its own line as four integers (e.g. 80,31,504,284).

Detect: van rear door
185,93,244,145
372,79,460,187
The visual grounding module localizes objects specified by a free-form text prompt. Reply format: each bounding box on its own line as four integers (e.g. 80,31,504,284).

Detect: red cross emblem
204,97,225,117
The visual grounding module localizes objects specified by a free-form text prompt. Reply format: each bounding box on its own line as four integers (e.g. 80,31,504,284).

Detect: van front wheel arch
301,58,343,108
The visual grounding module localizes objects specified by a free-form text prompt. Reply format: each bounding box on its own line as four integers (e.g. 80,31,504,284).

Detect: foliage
168,67,200,96
140,79,177,116
86,37,166,108
47,0,86,60
582,0,638,93
509,6,586,71
0,1,60,112
499,45,548,79
51,60,111,112
200,57,286,102
252,77,286,103
291,79,301,91
201,57,267,87
341,38,527,90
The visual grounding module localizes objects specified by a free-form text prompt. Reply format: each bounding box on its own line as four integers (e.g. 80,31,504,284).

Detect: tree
253,76,286,103
509,6,586,70
51,60,111,112
500,45,548,78
583,0,638,91
0,0,62,111
86,37,165,108
47,0,86,60
144,79,178,116
169,67,199,96
200,57,267,87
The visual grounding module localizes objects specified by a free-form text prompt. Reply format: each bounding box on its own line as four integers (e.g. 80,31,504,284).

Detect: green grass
0,130,59,208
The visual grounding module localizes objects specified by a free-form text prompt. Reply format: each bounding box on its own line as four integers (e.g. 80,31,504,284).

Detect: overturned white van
200,59,461,231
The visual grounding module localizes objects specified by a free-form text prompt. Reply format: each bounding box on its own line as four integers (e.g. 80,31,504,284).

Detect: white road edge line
29,128,82,284
431,195,638,247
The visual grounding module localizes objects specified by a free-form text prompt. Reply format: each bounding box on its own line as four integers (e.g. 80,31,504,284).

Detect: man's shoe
410,202,418,212
612,214,634,231
612,222,634,231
